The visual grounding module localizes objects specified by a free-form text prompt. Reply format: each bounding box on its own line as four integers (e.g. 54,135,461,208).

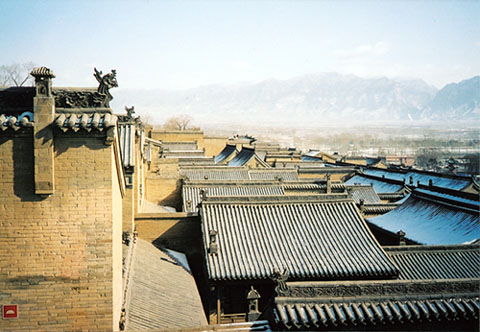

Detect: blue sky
0,0,479,89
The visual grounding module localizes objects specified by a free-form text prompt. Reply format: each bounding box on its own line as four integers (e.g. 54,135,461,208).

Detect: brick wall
150,130,204,147
134,213,201,257
201,136,227,157
145,177,182,211
0,132,122,331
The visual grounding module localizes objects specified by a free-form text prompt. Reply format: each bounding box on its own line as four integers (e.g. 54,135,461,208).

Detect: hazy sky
1,0,479,89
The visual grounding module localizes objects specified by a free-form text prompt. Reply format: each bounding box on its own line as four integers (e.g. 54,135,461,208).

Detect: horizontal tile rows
274,297,480,329
180,168,299,181
182,185,285,212
385,245,480,280
202,200,398,280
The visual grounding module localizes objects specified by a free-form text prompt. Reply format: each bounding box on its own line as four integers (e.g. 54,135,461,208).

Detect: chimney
326,173,331,194
359,199,365,213
208,229,218,255
397,230,406,245
31,67,56,195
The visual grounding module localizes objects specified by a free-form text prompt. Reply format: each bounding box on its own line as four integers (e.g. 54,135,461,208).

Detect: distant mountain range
111,73,479,126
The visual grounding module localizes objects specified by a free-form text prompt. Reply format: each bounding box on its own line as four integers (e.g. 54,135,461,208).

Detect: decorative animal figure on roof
125,106,135,118
93,68,118,107
271,267,289,296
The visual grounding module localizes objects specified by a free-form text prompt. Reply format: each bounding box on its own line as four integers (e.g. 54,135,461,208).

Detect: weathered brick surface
0,132,122,331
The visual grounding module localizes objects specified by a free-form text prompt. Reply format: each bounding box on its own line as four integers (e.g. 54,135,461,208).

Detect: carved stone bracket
53,89,106,108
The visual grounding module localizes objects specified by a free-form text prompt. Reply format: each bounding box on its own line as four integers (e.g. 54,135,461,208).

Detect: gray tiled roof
181,167,250,180
125,239,207,330
275,295,479,329
201,196,398,281
249,169,298,181
346,185,381,204
180,167,299,181
282,182,345,192
385,244,480,280
273,278,479,329
182,183,285,213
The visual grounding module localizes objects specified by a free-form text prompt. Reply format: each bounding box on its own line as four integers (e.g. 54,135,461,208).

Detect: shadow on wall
9,135,44,202
151,216,202,256
146,178,183,211
54,134,105,156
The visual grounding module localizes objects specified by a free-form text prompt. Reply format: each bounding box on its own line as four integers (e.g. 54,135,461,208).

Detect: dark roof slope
214,144,237,163
228,146,255,166
385,244,480,280
201,196,398,281
368,189,479,245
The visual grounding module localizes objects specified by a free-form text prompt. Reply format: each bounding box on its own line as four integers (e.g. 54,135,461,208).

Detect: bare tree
162,114,195,131
0,62,35,87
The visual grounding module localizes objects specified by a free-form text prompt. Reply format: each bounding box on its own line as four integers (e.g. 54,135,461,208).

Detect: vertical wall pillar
31,67,56,195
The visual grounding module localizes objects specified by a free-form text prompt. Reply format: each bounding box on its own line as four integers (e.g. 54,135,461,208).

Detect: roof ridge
201,194,352,204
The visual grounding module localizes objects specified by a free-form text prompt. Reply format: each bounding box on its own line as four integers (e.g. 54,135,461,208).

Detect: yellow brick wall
122,186,134,232
0,132,121,331
150,130,204,147
202,136,228,157
111,146,123,331
135,214,201,256
145,177,182,211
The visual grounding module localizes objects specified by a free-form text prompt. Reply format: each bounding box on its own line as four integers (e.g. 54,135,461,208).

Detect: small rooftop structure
363,167,474,191
227,146,270,167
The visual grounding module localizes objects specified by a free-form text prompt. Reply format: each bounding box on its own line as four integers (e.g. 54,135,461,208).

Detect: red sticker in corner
3,304,18,319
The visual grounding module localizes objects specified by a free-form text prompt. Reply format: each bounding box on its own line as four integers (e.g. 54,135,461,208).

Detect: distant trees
0,62,35,87
162,115,199,131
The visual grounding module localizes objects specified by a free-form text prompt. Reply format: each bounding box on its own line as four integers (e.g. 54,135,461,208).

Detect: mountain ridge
111,73,479,126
